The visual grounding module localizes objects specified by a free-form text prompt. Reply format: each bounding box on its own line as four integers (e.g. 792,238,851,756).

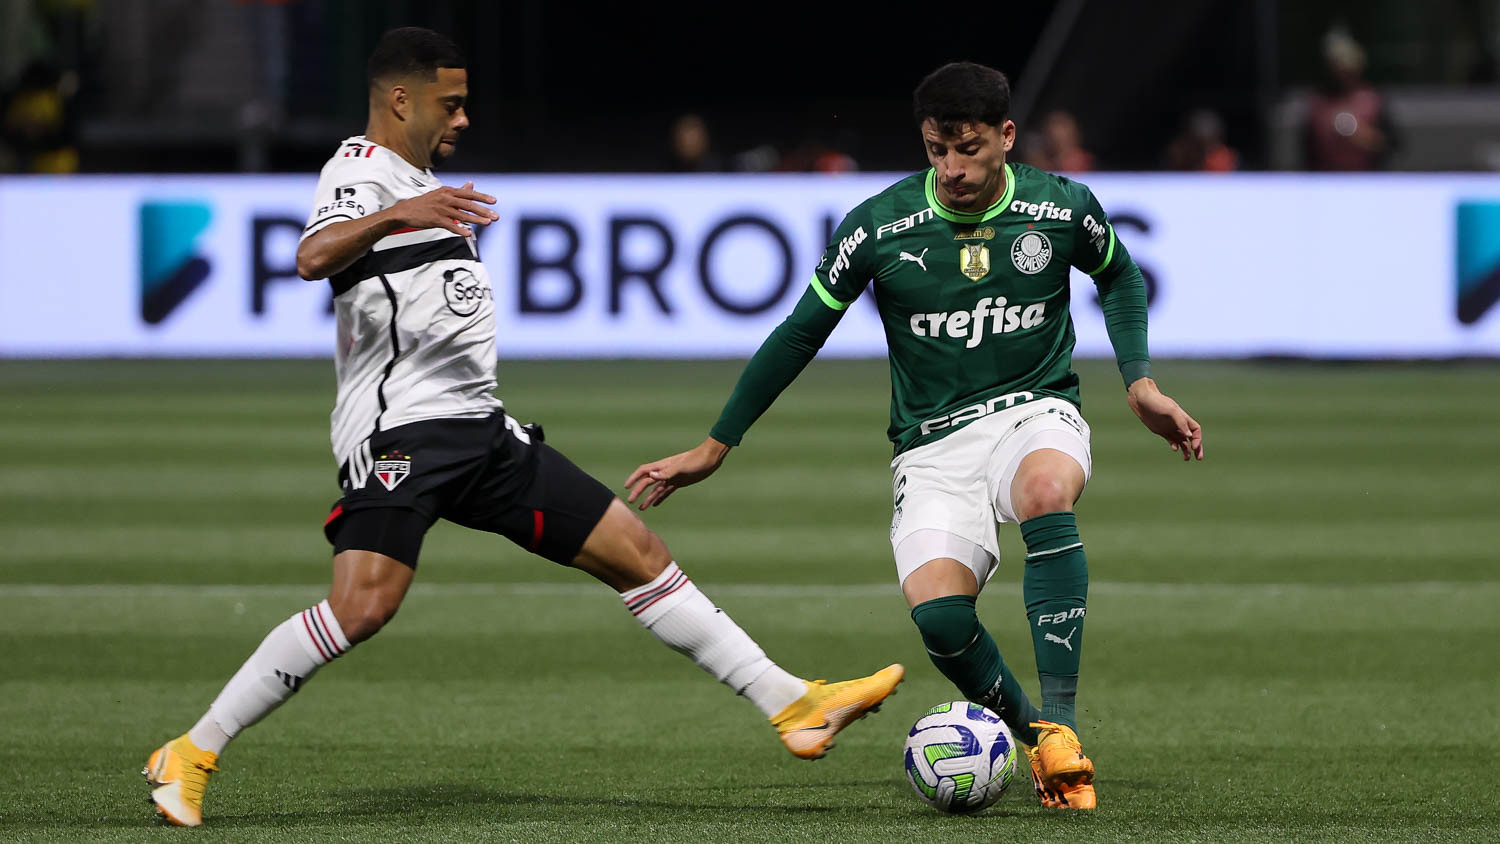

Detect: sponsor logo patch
443,267,491,316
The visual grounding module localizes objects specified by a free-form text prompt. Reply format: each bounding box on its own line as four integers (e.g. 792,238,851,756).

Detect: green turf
1,358,1497,842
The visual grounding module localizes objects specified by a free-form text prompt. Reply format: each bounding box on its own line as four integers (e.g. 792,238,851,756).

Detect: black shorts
323,411,615,568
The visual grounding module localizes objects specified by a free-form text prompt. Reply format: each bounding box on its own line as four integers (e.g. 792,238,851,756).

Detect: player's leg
892,439,1042,744
571,497,903,760
899,538,1041,746
1010,449,1089,731
145,509,426,826
456,428,902,761
990,401,1095,809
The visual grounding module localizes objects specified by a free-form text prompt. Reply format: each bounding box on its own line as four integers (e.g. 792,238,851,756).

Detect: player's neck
364,123,431,171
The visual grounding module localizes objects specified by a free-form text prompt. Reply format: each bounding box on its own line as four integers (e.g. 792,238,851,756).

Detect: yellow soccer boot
143,734,219,826
1026,720,1096,809
771,664,905,760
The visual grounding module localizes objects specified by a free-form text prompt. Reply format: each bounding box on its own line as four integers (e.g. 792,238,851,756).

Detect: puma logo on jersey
899,248,929,271
1045,627,1078,651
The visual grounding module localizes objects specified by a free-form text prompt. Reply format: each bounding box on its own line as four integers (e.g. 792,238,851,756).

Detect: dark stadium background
2,1,1498,840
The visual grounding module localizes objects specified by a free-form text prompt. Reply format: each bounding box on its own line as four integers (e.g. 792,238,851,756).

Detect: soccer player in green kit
627,62,1203,810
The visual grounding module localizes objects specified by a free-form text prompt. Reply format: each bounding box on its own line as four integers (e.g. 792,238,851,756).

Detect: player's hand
624,437,732,510
391,181,498,237
1127,377,1203,461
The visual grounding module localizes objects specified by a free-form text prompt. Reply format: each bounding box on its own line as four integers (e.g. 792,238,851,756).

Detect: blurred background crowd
3,0,1499,175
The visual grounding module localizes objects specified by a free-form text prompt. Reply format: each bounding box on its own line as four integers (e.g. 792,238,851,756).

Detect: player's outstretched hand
1127,377,1204,461
392,181,498,237
625,437,732,510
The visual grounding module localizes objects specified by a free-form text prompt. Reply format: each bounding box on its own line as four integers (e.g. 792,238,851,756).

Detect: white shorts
889,397,1092,588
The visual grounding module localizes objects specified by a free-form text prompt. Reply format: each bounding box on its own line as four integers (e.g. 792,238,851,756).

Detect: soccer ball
903,701,1018,813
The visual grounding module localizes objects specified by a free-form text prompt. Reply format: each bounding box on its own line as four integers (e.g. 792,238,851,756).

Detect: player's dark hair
913,62,1011,134
367,27,466,91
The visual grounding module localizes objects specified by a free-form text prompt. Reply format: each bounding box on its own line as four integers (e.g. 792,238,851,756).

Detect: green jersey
712,162,1150,455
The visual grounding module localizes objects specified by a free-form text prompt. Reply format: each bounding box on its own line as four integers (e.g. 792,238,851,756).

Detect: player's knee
629,520,672,579
910,596,981,656
1015,474,1075,522
329,592,401,643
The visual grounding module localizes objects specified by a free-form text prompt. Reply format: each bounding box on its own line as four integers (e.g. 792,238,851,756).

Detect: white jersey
302,136,502,467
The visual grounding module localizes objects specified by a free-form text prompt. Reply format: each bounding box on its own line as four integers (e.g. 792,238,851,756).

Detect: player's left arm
1070,184,1203,461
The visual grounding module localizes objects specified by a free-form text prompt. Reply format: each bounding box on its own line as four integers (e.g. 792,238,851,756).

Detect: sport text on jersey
908,296,1047,349
826,226,869,286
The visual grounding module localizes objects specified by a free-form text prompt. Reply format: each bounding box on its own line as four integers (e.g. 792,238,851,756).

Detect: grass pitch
1,358,1497,842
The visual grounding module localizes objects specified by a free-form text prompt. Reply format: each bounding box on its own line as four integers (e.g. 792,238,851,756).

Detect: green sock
1021,511,1088,731
910,595,1040,744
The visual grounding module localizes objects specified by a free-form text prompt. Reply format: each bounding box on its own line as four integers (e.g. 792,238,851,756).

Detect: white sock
188,600,352,754
622,563,807,717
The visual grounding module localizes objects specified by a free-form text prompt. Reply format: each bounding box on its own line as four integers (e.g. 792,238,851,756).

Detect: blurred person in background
0,60,79,174
1162,109,1238,172
1303,27,1396,171
1024,110,1095,173
666,113,724,172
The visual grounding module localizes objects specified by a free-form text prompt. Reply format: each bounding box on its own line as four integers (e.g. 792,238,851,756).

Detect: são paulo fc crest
959,243,991,281
1011,231,1052,274
374,450,412,491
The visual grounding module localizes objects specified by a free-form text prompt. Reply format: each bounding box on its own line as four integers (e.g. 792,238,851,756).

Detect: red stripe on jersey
324,505,343,527
300,612,332,661
528,509,545,552
365,145,375,157
388,227,419,235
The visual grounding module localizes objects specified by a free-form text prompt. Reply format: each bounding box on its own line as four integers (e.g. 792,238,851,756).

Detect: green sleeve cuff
1120,360,1152,388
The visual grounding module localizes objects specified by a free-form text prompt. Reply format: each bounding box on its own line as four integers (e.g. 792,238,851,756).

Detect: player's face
922,119,1016,212
414,67,470,165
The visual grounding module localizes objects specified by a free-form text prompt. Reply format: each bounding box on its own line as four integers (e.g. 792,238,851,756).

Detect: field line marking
0,581,1492,600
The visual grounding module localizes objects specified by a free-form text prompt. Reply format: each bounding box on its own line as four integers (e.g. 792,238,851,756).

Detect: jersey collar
925,163,1015,223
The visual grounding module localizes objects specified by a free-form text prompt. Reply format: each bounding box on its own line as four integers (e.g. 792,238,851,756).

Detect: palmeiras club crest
374,451,412,491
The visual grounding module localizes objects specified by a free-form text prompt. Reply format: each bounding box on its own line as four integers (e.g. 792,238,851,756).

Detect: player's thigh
446,438,631,583
989,400,1093,523
891,439,998,589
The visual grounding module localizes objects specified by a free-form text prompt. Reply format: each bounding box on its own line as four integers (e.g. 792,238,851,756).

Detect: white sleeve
301,157,393,241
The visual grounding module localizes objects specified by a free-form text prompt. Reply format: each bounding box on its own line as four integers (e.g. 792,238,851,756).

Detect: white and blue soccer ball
903,701,1018,813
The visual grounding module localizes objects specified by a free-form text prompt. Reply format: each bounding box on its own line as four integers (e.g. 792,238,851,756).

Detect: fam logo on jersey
1456,200,1500,325
138,200,213,325
443,267,491,316
1011,231,1052,275
374,450,413,491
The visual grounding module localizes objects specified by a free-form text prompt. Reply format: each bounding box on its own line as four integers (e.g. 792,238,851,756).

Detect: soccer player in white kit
141,27,901,827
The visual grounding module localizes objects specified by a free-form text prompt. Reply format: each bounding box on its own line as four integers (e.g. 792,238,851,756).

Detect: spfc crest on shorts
374,451,412,491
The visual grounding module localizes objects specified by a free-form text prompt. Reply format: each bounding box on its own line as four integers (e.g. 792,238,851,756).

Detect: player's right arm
626,209,876,509
296,177,497,281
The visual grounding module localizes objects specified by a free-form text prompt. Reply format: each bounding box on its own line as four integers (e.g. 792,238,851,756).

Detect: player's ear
390,84,411,120
1000,120,1017,152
